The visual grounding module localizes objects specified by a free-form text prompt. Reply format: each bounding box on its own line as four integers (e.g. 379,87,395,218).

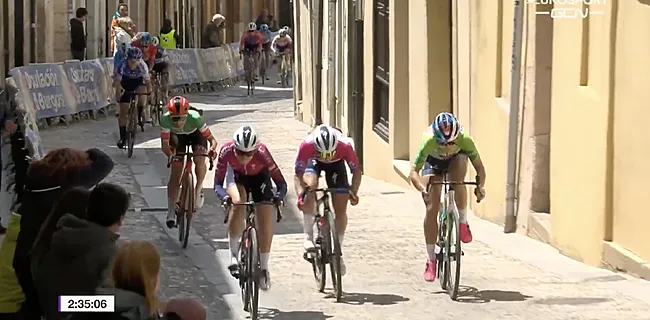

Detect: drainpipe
346,0,355,136
312,0,324,125
326,0,337,125
504,0,525,233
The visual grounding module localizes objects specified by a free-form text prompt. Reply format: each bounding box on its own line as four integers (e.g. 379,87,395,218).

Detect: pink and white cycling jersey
294,129,360,174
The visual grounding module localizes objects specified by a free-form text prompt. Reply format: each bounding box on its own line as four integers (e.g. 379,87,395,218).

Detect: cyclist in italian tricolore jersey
294,125,362,277
213,126,288,291
409,112,486,282
160,96,218,228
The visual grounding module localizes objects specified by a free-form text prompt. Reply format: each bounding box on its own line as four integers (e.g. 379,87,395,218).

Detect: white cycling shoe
196,190,205,209
260,270,271,291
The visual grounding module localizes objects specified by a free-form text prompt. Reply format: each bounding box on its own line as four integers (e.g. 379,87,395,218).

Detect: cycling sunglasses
171,116,187,122
235,149,255,157
319,151,336,160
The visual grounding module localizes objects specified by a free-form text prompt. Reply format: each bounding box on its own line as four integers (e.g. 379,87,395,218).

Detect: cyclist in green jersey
160,96,218,228
409,112,486,282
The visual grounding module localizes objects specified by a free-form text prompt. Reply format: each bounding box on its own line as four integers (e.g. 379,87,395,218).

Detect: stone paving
32,82,650,319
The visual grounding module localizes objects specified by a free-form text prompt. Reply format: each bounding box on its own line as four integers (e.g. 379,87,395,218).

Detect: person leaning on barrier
159,18,181,50
0,85,17,235
113,17,134,68
35,183,130,320
110,3,129,56
202,14,225,48
11,147,114,319
69,7,88,61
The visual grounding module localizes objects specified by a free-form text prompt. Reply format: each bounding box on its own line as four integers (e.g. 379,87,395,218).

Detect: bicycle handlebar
121,91,152,96
429,181,478,186
222,200,283,223
166,152,214,170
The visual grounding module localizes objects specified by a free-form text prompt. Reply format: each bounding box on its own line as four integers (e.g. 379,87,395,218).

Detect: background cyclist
131,32,158,124
259,24,273,81
271,29,292,84
113,47,150,149
239,22,264,81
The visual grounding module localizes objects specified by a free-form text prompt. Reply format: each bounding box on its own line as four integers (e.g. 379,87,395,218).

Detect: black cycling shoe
228,263,240,279
166,219,176,229
117,140,125,149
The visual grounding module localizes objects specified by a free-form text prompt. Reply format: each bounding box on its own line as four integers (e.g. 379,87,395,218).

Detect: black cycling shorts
152,61,169,73
119,77,145,103
304,159,350,189
170,130,207,153
421,154,467,176
234,171,275,203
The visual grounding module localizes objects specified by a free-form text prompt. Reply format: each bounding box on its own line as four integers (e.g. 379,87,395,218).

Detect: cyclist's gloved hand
272,195,283,207
296,188,309,210
221,195,232,208
349,190,359,206
474,187,486,203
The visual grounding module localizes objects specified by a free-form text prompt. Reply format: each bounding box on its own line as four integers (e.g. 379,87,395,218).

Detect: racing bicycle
166,150,214,249
279,51,291,88
123,91,150,158
301,188,348,302
429,174,480,300
242,50,257,96
151,70,169,126
223,195,282,320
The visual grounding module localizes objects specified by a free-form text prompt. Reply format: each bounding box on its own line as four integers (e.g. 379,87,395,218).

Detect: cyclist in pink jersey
213,125,287,291
294,125,362,276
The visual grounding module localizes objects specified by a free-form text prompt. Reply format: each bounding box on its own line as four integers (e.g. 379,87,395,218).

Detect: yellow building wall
611,1,650,263
549,1,612,265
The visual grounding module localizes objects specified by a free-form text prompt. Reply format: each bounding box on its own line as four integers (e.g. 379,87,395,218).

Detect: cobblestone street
31,83,650,319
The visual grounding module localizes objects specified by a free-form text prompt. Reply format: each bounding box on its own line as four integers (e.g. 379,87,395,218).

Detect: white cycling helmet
233,125,259,152
248,22,257,31
312,125,339,153
279,29,288,37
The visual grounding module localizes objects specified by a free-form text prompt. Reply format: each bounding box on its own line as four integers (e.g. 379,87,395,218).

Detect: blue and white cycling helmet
139,32,153,45
432,112,461,143
260,24,269,31
126,47,143,60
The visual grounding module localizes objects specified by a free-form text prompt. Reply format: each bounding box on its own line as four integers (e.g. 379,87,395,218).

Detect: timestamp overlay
59,295,115,312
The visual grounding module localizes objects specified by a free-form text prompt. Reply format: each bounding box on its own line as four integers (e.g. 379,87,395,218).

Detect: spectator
100,240,161,320
30,187,90,272
201,14,225,48
255,9,271,30
34,183,130,320
113,17,134,68
69,7,88,60
11,148,114,319
268,13,279,32
110,3,129,56
164,298,206,320
0,86,17,235
159,18,182,49
0,213,22,317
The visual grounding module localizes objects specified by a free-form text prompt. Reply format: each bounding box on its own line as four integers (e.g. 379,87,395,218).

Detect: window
373,0,389,141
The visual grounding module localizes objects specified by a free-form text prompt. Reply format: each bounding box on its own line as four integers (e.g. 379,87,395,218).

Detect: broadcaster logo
529,0,605,19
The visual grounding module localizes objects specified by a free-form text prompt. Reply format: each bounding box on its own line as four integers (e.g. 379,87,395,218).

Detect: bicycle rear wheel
280,58,288,88
239,229,250,311
247,227,260,320
127,100,138,158
447,207,462,300
437,209,449,290
326,211,343,302
181,173,195,249
177,189,186,243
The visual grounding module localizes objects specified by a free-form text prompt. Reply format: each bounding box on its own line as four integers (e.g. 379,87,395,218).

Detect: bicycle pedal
303,252,314,263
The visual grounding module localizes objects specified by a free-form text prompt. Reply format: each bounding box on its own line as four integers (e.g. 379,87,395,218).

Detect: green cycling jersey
160,110,207,135
413,128,480,171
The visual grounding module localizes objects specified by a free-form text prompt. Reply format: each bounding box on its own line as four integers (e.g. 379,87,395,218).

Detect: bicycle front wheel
127,101,138,158
181,173,195,249
312,217,327,292
247,227,260,320
326,211,343,302
447,208,462,300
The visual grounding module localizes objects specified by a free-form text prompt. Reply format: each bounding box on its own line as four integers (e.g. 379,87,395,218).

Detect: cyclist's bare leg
136,85,149,123
449,154,473,242
276,54,283,82
423,174,442,257
298,173,319,250
192,147,208,206
117,102,130,145
332,192,350,275
166,160,183,227
227,184,247,267
256,203,274,288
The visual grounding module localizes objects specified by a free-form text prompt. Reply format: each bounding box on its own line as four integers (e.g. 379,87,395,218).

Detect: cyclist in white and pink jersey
294,125,362,276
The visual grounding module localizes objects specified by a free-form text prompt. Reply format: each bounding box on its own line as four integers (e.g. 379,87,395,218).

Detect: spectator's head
260,9,269,17
118,3,129,17
32,187,90,252
165,298,207,320
212,14,225,26
117,16,133,31
75,7,88,21
86,183,130,232
112,240,161,316
163,18,173,29
28,148,91,183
